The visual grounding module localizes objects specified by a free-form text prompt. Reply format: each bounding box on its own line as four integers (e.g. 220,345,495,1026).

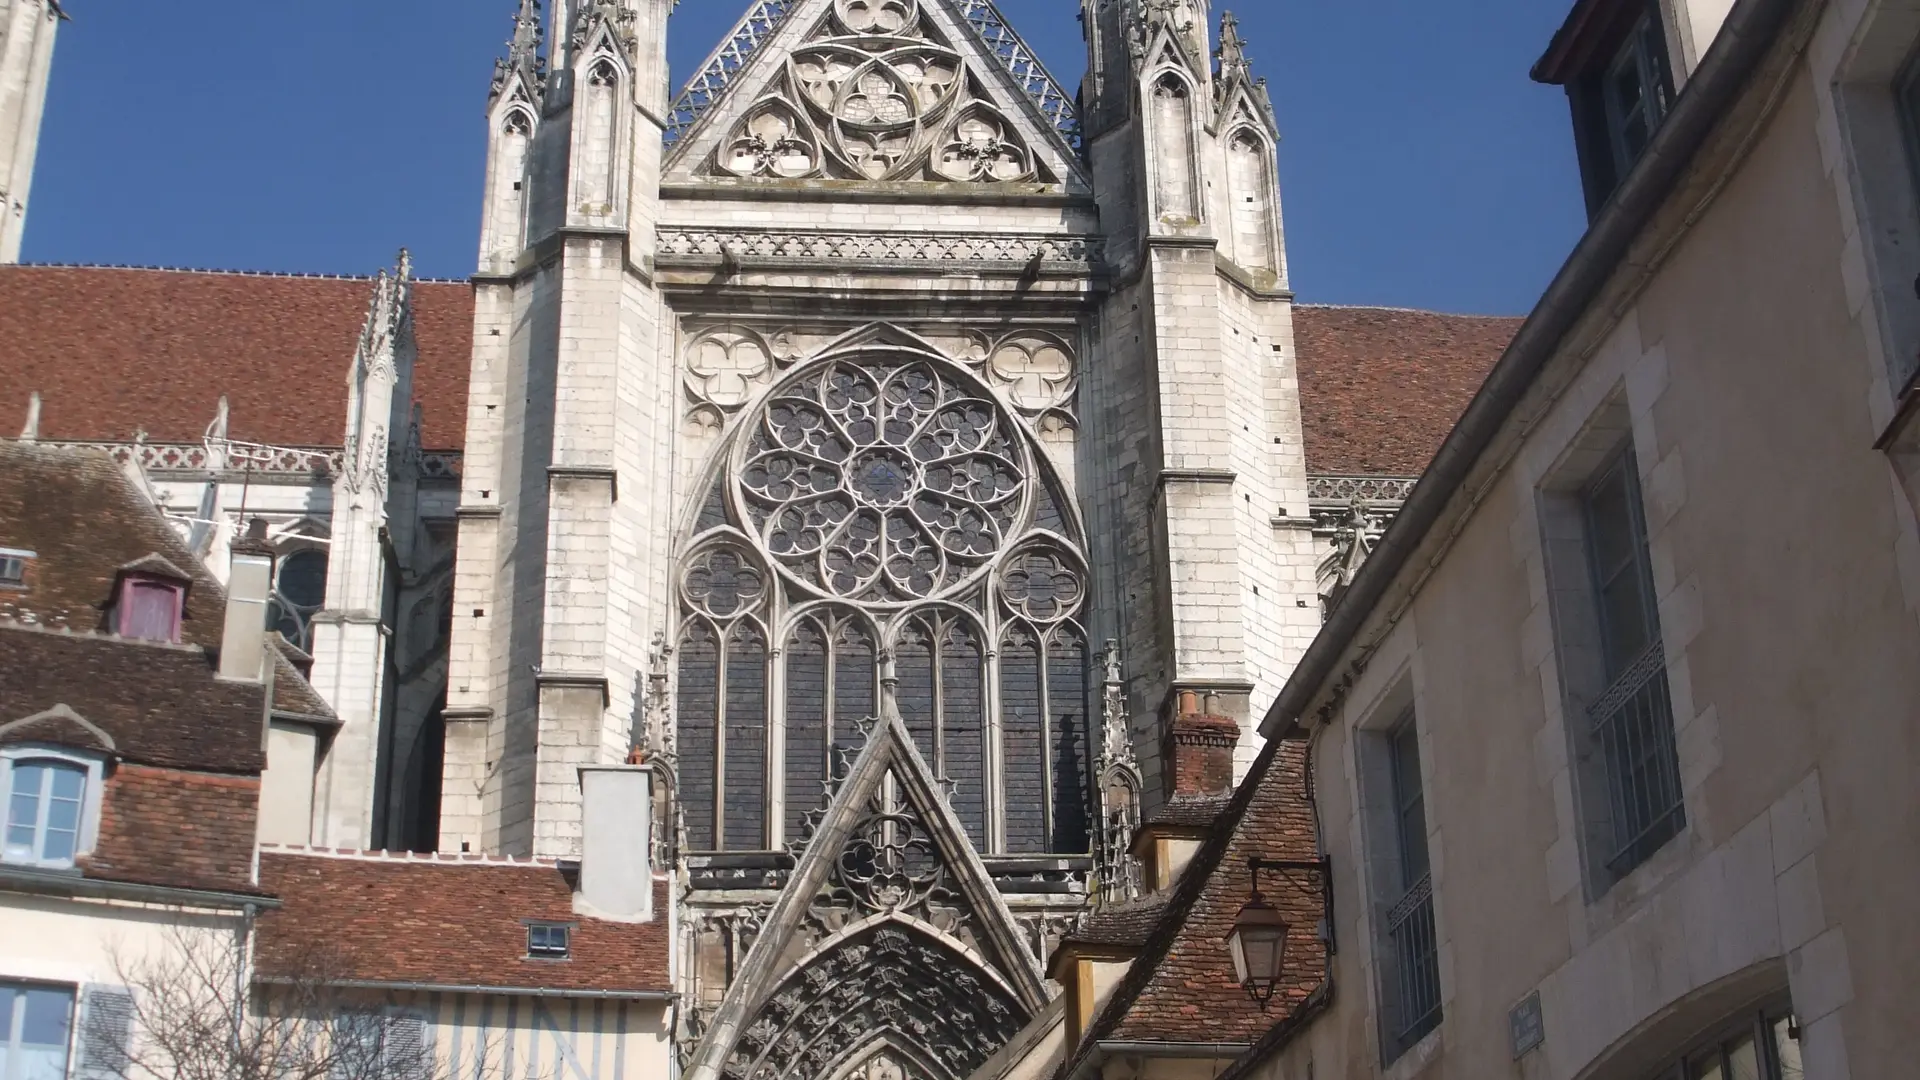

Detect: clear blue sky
23,1,1584,316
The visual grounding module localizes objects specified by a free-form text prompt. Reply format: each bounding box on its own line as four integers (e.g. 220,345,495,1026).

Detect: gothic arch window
678,350,1092,855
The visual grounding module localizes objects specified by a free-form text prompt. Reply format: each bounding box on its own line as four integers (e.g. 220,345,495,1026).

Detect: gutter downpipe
1258,0,1807,743
254,977,678,1003
1064,1041,1253,1080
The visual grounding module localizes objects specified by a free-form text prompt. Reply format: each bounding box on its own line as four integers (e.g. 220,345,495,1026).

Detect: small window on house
527,922,571,959
1582,446,1684,875
0,549,31,588
0,981,74,1080
118,577,184,643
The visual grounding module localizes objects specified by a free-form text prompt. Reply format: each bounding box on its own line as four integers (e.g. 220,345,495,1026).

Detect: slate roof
255,850,674,996
1065,737,1325,1058
1292,305,1521,477
0,265,474,450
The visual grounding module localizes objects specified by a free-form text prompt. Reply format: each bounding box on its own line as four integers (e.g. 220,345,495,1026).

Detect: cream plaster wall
1254,4,1920,1077
0,895,244,993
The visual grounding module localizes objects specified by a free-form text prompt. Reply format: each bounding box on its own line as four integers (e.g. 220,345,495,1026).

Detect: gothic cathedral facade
438,0,1320,1075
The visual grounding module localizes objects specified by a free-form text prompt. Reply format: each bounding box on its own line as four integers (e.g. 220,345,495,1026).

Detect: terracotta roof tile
84,765,264,895
1063,897,1168,951
1293,305,1521,477
0,266,474,450
1143,794,1233,829
255,851,673,995
1067,738,1326,1060
0,442,321,771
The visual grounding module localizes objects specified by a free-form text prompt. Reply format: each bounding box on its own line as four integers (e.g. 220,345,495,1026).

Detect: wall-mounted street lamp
1226,856,1332,1008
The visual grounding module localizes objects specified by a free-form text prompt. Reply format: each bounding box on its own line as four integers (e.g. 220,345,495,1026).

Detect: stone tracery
712,0,1044,182
678,344,1091,857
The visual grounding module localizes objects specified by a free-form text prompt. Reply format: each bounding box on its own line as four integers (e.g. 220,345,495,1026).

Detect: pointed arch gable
663,0,1086,188
683,711,1049,1080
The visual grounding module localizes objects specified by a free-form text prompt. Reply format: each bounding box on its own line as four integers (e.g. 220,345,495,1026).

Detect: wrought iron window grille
1588,638,1685,875
1386,870,1441,1048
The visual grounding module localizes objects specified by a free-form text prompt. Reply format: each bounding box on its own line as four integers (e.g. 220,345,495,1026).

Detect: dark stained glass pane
724,624,769,850
941,622,987,842
833,620,877,765
695,476,728,533
678,622,720,851
896,622,937,764
1001,629,1046,854
1048,630,1091,853
785,621,830,846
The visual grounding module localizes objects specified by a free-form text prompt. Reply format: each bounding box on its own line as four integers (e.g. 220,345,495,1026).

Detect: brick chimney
1162,690,1239,799
1125,692,1242,893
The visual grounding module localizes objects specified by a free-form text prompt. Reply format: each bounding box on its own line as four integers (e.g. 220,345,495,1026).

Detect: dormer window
526,922,571,959
1533,0,1677,217
118,577,185,643
110,554,193,644
1,747,106,870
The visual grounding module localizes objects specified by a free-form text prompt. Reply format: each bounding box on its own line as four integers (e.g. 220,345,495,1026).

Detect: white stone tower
0,0,59,262
1079,0,1320,791
443,0,679,858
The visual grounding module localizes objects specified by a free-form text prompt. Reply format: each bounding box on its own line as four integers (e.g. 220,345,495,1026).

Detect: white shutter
76,985,134,1080
381,1013,433,1080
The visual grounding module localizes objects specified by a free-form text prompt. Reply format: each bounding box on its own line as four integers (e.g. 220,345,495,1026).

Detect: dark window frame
1564,1,1676,217
525,921,572,960
1580,443,1685,878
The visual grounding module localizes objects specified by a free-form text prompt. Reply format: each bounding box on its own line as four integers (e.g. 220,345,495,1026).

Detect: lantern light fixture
1226,855,1332,1008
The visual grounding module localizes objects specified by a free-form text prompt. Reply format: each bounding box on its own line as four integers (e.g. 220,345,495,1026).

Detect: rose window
740,359,1025,604
681,351,1091,859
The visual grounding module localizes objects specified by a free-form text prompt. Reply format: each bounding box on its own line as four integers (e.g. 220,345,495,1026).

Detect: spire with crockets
490,0,547,104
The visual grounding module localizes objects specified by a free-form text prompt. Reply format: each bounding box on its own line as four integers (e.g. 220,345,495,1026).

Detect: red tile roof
1067,738,1326,1060
255,851,673,996
86,765,264,895
1293,305,1521,477
0,266,474,451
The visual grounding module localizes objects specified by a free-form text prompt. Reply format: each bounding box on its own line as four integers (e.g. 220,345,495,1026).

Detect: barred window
678,352,1092,855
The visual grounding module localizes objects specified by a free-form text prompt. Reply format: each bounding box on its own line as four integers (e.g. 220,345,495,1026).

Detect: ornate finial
490,0,548,104
1216,11,1250,81
1094,640,1143,904
570,0,638,57
396,247,413,283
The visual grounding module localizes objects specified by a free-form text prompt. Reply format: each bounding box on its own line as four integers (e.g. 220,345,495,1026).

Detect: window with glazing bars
1646,1007,1803,1080
1583,447,1683,876
1384,714,1440,1057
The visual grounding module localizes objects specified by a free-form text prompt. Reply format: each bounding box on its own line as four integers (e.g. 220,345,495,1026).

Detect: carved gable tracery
711,0,1049,183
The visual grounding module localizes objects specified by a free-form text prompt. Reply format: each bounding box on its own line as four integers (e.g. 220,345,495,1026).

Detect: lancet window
677,351,1091,856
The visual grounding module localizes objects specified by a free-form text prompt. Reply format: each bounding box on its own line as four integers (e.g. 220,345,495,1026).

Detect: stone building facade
0,2,1519,1077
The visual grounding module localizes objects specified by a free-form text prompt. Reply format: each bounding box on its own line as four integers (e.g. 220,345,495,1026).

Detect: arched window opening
679,352,1094,856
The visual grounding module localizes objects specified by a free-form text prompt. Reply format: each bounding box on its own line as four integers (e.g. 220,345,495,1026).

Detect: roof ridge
4,262,471,286
258,844,561,867
1295,301,1526,319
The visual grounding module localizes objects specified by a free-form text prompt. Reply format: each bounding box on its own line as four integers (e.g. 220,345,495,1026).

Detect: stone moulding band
38,441,463,482
655,228,1099,270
